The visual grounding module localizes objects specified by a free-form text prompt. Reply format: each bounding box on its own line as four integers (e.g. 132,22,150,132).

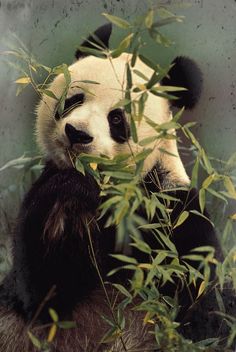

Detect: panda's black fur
0,24,226,351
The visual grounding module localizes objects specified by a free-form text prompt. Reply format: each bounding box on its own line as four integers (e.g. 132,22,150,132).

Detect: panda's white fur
36,53,189,187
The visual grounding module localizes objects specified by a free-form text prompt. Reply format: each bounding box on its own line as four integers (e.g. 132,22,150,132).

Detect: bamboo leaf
102,13,131,29
110,254,137,265
15,77,31,84
113,283,132,298
173,211,189,229
57,321,77,329
27,331,42,349
224,176,236,199
202,174,215,189
42,89,58,100
191,157,199,188
47,324,57,343
130,116,138,143
49,308,59,323
199,188,205,213
145,9,154,28
112,33,134,58
197,280,206,298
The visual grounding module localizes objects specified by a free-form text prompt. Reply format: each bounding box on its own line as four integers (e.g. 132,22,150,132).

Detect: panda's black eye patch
107,109,130,144
55,93,85,120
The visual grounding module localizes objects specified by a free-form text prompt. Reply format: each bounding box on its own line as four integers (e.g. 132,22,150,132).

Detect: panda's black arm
11,161,101,321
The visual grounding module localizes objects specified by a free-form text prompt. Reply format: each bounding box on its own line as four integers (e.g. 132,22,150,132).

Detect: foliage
1,2,236,351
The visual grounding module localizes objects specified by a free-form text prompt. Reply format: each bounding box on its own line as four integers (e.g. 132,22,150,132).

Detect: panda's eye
108,109,124,125
55,93,85,120
107,109,130,144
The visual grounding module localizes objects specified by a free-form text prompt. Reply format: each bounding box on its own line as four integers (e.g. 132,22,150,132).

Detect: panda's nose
65,123,93,145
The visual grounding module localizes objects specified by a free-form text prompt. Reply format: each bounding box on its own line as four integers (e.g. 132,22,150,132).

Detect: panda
0,23,222,352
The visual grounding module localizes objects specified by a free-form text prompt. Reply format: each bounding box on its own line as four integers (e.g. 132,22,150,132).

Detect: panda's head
36,24,202,186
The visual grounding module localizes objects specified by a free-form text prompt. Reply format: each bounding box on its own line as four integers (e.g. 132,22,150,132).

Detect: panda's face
36,53,174,174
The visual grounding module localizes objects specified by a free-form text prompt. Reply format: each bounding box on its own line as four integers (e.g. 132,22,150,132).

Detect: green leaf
76,46,107,57
156,231,177,253
224,176,236,199
133,69,149,81
149,28,173,47
62,63,71,86
113,283,132,299
173,211,189,229
206,188,228,203
145,9,154,28
27,331,42,349
112,33,134,58
134,148,152,163
75,159,85,176
158,147,178,158
15,76,31,84
130,116,138,143
137,92,148,120
77,79,100,85
110,254,137,264
158,7,176,19
139,135,157,146
115,200,129,224
202,174,215,189
139,54,157,71
126,63,132,89
49,308,59,322
47,324,57,343
172,107,185,122
150,88,178,100
199,188,205,213
102,171,132,180
157,121,180,131
153,16,184,28
191,157,199,188
130,236,151,254
57,321,77,329
42,89,58,100
201,149,214,174
153,251,168,265
146,72,160,89
131,45,139,67
155,85,187,92
102,13,131,29
190,210,214,226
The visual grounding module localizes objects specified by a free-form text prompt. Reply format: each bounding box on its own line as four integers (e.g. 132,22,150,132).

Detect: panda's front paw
58,168,100,209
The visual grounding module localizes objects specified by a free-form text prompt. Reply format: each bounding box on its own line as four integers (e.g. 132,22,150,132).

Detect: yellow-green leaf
199,188,205,213
173,211,189,229
27,331,42,349
49,308,59,322
47,324,57,343
145,10,154,28
224,176,236,199
102,13,131,29
202,174,215,189
197,280,206,298
229,213,236,220
15,77,31,84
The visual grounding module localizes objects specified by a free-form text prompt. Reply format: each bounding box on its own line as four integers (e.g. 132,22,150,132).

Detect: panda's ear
161,56,202,109
75,23,112,60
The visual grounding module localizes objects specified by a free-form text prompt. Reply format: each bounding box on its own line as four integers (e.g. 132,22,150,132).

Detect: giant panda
0,23,222,352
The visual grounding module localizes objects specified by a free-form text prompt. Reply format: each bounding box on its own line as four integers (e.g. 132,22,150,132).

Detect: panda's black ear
161,56,202,109
75,23,112,60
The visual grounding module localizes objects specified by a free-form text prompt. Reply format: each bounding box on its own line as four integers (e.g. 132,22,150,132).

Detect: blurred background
0,0,235,277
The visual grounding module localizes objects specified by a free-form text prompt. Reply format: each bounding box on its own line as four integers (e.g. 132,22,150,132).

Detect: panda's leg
12,162,101,322
144,138,190,189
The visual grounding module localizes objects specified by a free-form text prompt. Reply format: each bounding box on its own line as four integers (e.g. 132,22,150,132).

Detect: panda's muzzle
65,123,93,146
